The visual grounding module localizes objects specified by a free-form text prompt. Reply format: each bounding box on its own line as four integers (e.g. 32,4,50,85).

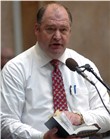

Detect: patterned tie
51,59,68,112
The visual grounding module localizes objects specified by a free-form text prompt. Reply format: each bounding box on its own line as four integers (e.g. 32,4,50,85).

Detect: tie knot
50,59,60,68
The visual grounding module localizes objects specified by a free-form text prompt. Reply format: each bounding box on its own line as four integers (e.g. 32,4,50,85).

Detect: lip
50,43,62,47
50,44,62,50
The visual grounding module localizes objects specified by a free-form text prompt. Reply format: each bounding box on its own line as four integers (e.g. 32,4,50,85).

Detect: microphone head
85,64,91,69
85,64,93,72
66,58,78,71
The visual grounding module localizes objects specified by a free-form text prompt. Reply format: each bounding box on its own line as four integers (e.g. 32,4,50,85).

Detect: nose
53,30,61,40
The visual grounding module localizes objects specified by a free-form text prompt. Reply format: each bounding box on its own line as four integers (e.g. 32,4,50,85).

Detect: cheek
38,34,51,50
63,35,70,44
40,32,52,43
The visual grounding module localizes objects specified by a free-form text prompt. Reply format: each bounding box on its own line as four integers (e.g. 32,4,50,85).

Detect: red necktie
51,59,68,112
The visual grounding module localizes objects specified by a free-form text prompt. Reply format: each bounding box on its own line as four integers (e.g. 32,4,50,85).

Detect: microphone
66,58,95,86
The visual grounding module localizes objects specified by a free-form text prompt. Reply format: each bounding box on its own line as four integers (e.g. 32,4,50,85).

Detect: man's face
35,5,71,59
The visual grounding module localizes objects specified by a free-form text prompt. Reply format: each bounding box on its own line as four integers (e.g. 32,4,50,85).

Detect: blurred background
1,1,110,87
1,1,110,138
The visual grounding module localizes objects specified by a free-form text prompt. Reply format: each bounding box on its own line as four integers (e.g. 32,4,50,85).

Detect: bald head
36,3,72,26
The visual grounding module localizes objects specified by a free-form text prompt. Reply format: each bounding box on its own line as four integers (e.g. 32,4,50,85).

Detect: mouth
50,43,63,49
48,42,65,57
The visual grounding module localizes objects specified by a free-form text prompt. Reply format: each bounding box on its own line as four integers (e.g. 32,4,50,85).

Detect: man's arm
1,64,43,139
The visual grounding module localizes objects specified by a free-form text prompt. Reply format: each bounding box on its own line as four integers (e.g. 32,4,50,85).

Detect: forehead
41,4,70,25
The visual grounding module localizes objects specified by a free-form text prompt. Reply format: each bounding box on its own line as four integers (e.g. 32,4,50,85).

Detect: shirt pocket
67,87,90,112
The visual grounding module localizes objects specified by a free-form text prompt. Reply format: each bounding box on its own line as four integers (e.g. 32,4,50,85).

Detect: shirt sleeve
1,63,44,139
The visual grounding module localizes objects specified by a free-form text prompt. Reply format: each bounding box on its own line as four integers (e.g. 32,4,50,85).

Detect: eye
60,28,69,34
45,27,56,34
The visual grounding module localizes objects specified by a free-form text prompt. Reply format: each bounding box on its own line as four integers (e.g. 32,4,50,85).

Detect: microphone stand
83,64,110,92
79,65,110,115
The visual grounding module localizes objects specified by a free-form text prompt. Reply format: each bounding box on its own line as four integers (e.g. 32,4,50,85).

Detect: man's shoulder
66,48,85,59
3,45,36,71
65,48,92,67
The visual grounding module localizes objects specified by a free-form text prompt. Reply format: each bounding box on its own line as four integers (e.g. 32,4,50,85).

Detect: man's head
35,3,72,59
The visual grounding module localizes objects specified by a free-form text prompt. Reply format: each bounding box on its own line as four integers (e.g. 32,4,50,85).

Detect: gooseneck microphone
66,58,95,86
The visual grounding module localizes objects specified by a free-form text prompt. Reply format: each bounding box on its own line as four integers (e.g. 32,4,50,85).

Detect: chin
50,51,64,59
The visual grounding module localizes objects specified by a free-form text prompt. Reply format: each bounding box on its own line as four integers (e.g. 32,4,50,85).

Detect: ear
34,23,40,35
69,28,72,37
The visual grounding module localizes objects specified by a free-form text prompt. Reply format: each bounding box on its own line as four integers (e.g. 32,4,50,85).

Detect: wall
1,1,110,86
1,1,14,50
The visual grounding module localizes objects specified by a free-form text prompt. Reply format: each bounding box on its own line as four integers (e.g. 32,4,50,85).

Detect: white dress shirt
1,43,110,139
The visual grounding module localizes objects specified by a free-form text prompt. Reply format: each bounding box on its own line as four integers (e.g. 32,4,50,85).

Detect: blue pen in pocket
69,85,77,95
74,85,76,94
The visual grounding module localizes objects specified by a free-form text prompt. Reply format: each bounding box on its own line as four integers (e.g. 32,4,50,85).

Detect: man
1,3,110,139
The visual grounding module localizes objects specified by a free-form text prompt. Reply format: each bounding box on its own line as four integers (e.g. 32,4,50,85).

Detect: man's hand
64,111,84,126
43,128,81,139
43,128,59,139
